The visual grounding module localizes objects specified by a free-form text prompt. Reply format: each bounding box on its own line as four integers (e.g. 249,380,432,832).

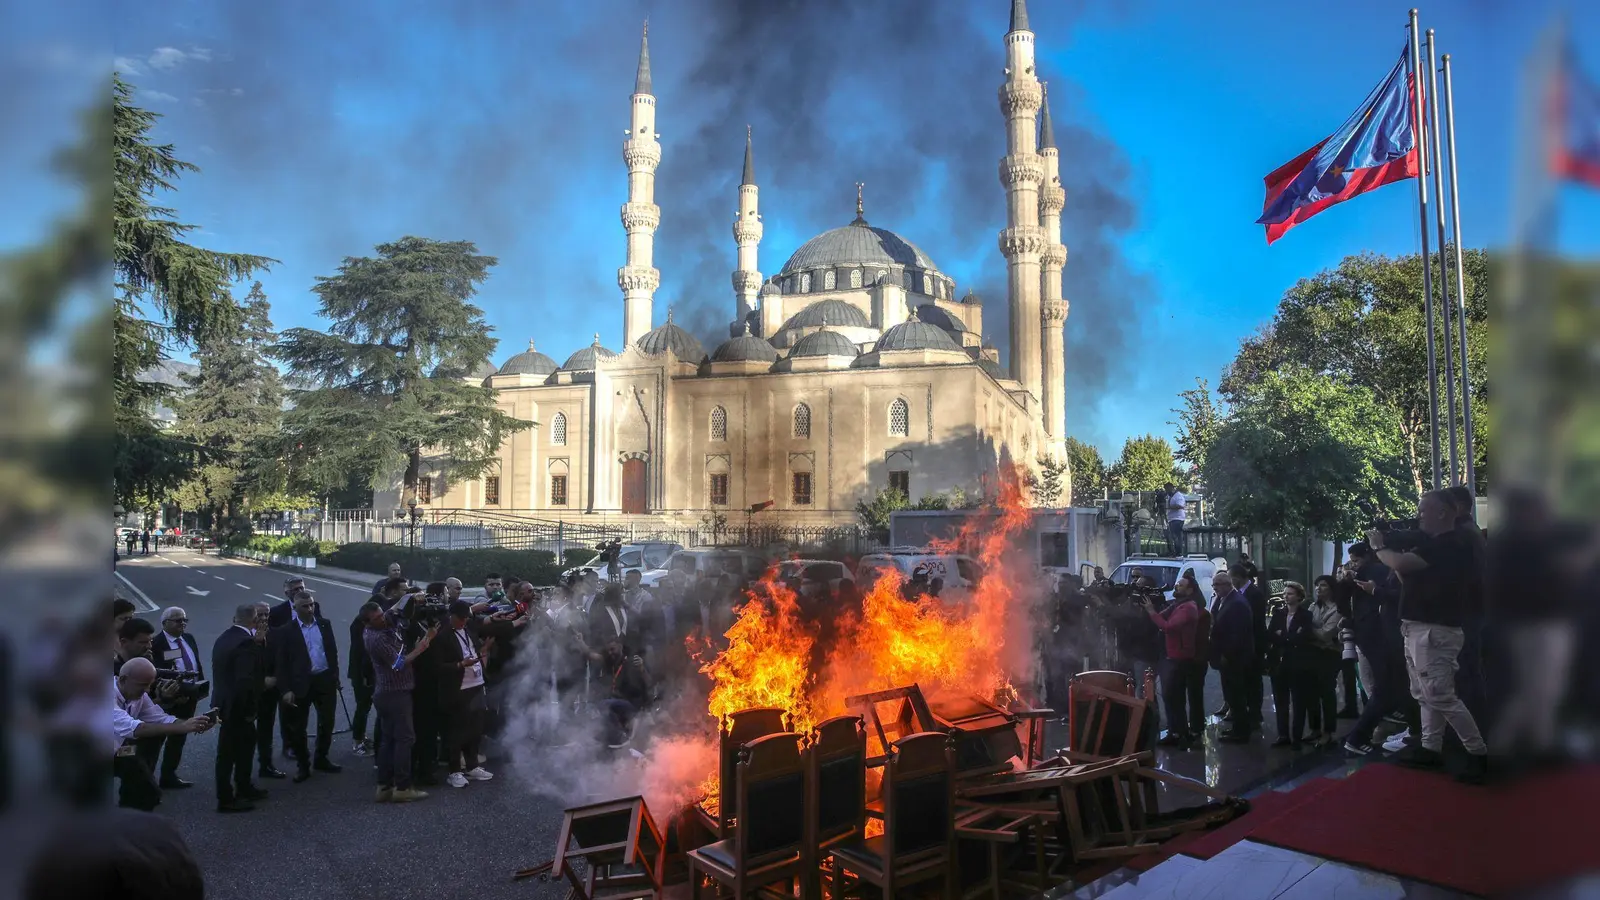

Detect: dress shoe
293,770,312,784
375,786,394,803
1392,745,1444,770
159,777,193,790
217,799,256,813
259,765,287,780
242,786,269,801
389,788,429,803
1212,704,1231,719
313,759,343,774
1457,753,1489,785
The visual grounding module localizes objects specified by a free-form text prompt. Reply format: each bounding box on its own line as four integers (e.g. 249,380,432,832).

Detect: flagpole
1425,29,1460,485
1440,53,1477,495
1410,9,1443,490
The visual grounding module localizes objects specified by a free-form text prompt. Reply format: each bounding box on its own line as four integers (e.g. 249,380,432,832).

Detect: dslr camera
407,582,451,627
1356,500,1425,552
154,668,210,703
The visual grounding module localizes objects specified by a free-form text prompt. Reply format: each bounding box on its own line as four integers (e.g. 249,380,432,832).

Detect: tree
1170,377,1222,479
1221,250,1487,495
1063,437,1105,504
114,74,274,507
170,282,307,532
1107,434,1176,492
1203,369,1411,536
1032,456,1068,506
274,237,528,500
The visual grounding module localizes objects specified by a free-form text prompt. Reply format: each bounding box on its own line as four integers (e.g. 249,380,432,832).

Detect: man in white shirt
1164,483,1188,556
113,657,212,810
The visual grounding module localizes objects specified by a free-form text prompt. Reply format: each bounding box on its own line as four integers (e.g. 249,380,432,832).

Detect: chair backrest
720,707,787,828
735,732,808,867
809,715,867,845
1073,670,1134,695
883,732,954,860
1069,671,1135,753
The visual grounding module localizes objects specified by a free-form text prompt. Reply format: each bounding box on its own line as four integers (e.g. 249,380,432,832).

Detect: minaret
997,0,1045,408
1038,82,1069,457
619,21,661,347
731,125,763,335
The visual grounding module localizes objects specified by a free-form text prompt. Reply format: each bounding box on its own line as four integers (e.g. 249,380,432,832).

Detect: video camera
153,668,210,703
404,582,452,627
1356,500,1425,552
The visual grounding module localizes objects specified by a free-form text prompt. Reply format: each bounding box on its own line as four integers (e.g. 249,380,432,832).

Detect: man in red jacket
1144,572,1206,750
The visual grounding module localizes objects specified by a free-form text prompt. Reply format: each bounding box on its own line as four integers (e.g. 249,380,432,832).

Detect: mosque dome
782,298,871,331
788,329,859,359
976,357,1007,380
560,336,619,372
710,330,779,363
779,221,941,275
635,311,706,361
496,340,559,377
915,304,969,334
876,316,965,353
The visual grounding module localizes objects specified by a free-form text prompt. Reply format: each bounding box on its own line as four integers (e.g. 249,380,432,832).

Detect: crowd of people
1055,485,1493,784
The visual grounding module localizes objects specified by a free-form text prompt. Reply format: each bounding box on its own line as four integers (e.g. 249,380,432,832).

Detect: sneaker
1382,729,1411,753
464,767,494,782
389,788,429,802
1342,738,1376,756
375,786,393,803
352,740,373,757
1384,712,1407,726
446,772,468,788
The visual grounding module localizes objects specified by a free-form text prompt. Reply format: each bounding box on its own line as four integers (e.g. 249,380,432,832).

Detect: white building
377,1,1071,525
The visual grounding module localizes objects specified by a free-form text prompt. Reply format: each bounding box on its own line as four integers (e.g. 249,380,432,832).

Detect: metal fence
1124,524,1249,562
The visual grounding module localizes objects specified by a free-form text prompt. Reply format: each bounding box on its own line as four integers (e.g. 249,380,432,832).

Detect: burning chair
802,715,869,900
699,707,789,838
686,732,809,900
827,732,957,900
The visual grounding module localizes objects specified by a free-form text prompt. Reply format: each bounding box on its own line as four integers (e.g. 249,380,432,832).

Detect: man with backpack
1143,571,1210,750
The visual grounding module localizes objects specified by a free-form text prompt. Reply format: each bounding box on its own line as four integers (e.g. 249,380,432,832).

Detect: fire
687,462,1044,815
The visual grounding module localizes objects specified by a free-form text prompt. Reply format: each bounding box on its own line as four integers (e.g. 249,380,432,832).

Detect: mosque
376,1,1071,524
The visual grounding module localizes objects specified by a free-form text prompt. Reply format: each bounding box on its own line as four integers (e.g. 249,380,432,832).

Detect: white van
1106,553,1229,604
562,541,682,581
855,548,985,592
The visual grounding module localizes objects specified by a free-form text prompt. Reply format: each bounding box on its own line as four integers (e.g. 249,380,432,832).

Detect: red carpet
1250,763,1600,897
1179,778,1341,860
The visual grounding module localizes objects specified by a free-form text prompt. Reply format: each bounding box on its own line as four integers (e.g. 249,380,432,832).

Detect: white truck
886,507,1111,579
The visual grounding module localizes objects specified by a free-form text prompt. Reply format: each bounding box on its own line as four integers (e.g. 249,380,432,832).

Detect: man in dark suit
1210,569,1257,744
141,606,206,789
211,603,266,812
270,590,343,782
267,576,322,628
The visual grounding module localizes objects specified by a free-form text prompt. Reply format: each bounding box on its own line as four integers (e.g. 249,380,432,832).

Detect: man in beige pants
1368,490,1489,785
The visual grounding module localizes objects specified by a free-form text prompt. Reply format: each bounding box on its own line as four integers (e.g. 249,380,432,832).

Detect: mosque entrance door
621,458,648,514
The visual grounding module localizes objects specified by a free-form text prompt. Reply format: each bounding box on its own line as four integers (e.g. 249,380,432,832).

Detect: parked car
773,558,856,598
1107,553,1229,604
640,547,766,588
562,541,682,581
855,547,985,593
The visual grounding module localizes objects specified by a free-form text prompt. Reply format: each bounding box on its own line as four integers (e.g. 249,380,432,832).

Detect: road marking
209,555,372,592
213,575,226,581
114,572,160,612
235,583,251,589
186,586,211,597
264,593,282,601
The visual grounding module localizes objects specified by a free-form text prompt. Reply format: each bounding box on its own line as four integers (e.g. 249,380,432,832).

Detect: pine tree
113,73,274,507
274,236,528,500
171,282,294,531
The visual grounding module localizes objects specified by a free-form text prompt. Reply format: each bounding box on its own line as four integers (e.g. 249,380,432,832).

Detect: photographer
597,637,652,749
1370,489,1489,783
1142,572,1206,749
1339,543,1405,755
435,600,495,788
360,596,439,803
348,578,407,758
407,582,450,787
139,607,207,789
113,657,214,810
113,617,155,675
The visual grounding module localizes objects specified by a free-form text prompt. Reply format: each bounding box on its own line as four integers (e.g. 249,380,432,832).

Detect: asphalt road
114,549,570,900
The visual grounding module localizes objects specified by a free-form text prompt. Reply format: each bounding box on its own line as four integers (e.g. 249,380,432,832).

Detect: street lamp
407,497,421,553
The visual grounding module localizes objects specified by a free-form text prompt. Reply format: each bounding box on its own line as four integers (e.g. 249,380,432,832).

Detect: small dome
469,359,497,379
783,298,870,330
497,340,559,377
877,316,964,353
560,335,619,372
976,358,1007,380
915,304,968,333
759,282,782,298
636,311,706,361
710,330,779,363
788,329,859,359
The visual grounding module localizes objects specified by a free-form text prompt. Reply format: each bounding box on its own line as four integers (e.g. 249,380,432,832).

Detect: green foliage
854,486,973,541
274,236,529,499
562,548,598,567
1063,437,1105,504
1032,456,1068,506
1170,377,1222,479
113,74,275,506
1221,249,1487,494
1202,369,1411,535
224,533,333,558
324,542,563,587
1108,434,1176,492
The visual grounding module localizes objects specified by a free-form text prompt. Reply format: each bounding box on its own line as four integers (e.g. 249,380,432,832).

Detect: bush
562,548,598,567
324,542,564,587
226,533,329,558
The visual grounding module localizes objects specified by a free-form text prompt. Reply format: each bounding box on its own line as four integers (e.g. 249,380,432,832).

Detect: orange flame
695,578,821,734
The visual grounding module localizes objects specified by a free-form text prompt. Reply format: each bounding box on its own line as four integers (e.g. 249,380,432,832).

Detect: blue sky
6,0,1599,459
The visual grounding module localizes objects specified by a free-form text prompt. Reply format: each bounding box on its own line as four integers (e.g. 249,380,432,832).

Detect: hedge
226,533,336,559
323,542,566,587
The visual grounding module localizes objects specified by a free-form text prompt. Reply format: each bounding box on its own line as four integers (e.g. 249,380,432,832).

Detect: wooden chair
703,707,788,838
550,796,667,900
828,732,956,900
687,732,809,900
802,715,868,900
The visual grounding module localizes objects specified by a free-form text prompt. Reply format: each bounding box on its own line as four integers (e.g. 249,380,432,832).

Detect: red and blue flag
1553,46,1600,188
1258,51,1421,244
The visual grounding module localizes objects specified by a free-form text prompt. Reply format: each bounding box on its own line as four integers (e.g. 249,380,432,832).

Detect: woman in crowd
1267,581,1318,746
1308,575,1345,747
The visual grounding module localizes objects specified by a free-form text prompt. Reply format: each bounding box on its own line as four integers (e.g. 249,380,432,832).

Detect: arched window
849,268,862,289
800,273,811,293
888,398,909,437
824,269,837,290
710,406,728,442
551,411,567,445
793,403,811,439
